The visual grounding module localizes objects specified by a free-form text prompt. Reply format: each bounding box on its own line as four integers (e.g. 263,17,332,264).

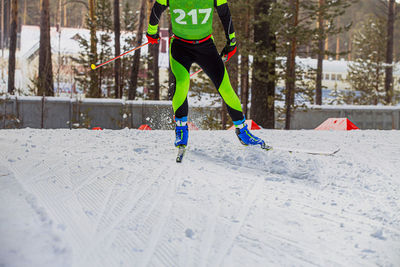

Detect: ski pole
91,41,150,70
190,69,203,78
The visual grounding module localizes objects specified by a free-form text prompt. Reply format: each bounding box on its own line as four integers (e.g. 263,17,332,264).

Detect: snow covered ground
0,128,399,267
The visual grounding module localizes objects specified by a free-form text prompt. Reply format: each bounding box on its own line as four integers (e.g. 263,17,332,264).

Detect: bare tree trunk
240,55,249,118
81,8,85,26
240,6,250,118
23,0,27,25
251,0,276,129
221,100,227,129
348,33,352,61
128,0,146,100
315,0,324,105
384,0,395,105
148,42,160,100
114,0,121,98
38,0,54,96
64,4,67,27
55,0,62,96
324,36,329,60
147,0,160,100
284,0,298,130
7,0,17,95
336,17,340,60
1,0,4,55
2,0,10,49
375,66,380,105
228,52,239,93
88,0,99,97
266,32,277,129
152,43,160,100
336,35,340,60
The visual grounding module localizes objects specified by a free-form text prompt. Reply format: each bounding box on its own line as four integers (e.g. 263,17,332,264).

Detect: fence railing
1,96,399,130
0,96,220,130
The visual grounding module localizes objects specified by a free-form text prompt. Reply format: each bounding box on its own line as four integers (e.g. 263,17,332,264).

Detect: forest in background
3,0,398,60
2,0,400,130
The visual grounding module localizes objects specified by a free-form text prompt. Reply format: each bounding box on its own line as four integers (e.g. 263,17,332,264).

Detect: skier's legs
170,39,194,119
170,39,196,147
193,40,268,148
194,40,244,123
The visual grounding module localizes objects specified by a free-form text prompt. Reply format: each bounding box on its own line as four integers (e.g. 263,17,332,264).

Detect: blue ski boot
174,117,188,147
234,119,272,150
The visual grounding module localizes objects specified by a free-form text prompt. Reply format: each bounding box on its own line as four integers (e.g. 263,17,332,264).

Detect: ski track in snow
0,129,399,267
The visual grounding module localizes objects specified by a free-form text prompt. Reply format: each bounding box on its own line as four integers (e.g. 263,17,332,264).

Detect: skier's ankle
233,118,246,129
175,116,187,127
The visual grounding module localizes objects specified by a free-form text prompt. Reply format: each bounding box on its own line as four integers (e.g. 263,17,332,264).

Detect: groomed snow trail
0,129,399,267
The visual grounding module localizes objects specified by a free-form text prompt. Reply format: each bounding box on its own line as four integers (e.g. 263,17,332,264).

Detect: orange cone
315,118,359,130
138,124,152,130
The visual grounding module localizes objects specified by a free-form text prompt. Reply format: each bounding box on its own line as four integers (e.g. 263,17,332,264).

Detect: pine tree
284,0,299,130
121,2,137,98
128,0,146,100
328,83,345,105
384,0,395,104
72,35,91,94
238,2,251,119
347,15,386,105
306,0,353,105
251,0,277,129
88,0,98,97
295,63,317,106
265,1,320,129
114,0,121,98
38,0,54,96
96,0,113,97
73,0,113,98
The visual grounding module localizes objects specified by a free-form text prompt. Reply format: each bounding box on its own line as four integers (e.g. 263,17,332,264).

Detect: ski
176,145,186,163
269,147,340,156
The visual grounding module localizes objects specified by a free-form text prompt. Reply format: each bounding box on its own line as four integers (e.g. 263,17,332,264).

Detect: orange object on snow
92,127,103,130
138,124,152,130
315,118,359,131
228,120,261,130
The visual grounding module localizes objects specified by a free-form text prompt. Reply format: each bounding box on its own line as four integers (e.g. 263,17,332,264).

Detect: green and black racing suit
148,0,245,123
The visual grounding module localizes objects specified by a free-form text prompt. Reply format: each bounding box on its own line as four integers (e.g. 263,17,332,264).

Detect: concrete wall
0,96,219,130
1,96,400,130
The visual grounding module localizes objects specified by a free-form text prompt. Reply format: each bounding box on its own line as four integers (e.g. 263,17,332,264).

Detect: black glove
220,38,237,62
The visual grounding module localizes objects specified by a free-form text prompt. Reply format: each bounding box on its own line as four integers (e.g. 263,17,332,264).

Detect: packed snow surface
0,129,399,267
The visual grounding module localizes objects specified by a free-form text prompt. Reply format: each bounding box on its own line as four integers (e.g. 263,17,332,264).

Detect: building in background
3,25,170,97
276,57,400,100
